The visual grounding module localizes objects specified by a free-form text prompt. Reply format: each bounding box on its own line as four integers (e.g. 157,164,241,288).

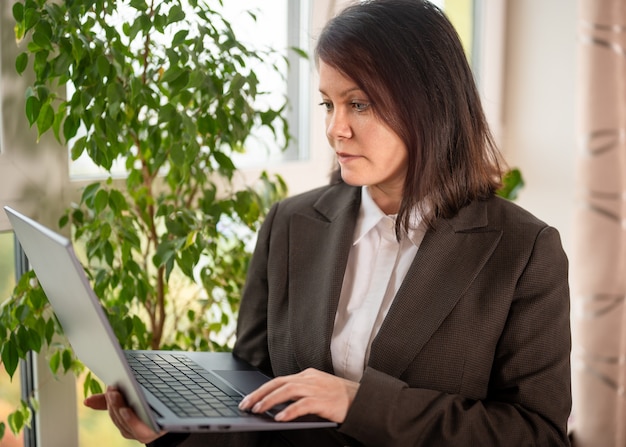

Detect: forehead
318,60,363,96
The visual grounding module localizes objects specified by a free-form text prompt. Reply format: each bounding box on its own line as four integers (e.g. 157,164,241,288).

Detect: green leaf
167,4,185,25
12,2,24,22
62,349,72,372
170,143,185,167
52,51,73,78
96,54,110,77
25,95,41,126
49,349,60,374
153,241,177,268
108,189,127,213
1,341,19,379
36,85,50,104
28,286,47,310
8,409,24,435
83,371,103,397
213,151,236,174
290,46,309,59
44,3,65,24
59,214,68,228
52,102,67,142
24,8,41,33
497,168,525,201
32,22,53,51
15,22,26,42
169,70,190,94
83,371,92,397
70,136,87,161
106,83,124,118
28,327,42,353
94,189,109,214
90,377,103,394
129,0,149,11
15,52,28,75
158,103,176,123
81,183,101,205
36,102,55,137
63,113,80,142
171,29,188,46
45,318,55,345
16,326,33,353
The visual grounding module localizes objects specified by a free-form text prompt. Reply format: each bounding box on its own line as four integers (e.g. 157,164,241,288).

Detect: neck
368,185,402,215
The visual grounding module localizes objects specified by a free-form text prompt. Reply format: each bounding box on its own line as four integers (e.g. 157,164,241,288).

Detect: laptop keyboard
126,352,249,419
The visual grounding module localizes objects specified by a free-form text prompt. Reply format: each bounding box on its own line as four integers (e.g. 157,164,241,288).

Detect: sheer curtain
572,0,626,445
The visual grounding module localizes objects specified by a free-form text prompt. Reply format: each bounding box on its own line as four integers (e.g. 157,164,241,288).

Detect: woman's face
318,60,408,211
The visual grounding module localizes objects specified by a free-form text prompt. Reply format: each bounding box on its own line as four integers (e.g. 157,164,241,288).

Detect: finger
274,396,319,422
250,381,313,415
104,387,164,443
239,375,296,411
239,369,326,413
105,388,132,436
84,393,108,410
118,406,166,443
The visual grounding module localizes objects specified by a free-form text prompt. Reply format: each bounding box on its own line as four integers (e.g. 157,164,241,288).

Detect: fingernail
275,411,286,421
238,396,250,410
252,402,262,413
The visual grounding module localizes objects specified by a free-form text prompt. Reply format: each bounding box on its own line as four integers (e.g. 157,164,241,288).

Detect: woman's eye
352,102,370,112
318,101,333,111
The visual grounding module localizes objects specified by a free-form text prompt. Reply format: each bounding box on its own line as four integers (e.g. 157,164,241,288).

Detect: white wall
501,0,578,257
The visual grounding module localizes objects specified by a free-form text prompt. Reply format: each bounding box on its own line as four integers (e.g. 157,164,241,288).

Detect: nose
326,108,352,140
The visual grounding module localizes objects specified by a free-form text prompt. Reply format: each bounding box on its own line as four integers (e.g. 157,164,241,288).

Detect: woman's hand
238,368,359,423
84,387,166,444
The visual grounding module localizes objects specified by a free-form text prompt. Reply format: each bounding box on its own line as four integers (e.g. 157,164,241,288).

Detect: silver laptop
4,206,336,433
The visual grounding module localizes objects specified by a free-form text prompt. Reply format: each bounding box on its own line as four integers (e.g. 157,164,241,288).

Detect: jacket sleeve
338,226,572,447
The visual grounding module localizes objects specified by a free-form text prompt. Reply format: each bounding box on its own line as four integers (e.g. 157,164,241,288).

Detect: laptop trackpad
214,370,272,395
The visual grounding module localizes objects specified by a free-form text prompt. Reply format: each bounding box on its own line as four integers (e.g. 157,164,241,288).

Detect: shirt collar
353,186,426,247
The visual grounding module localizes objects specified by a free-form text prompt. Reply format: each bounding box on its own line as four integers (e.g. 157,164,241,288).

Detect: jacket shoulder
450,195,552,233
487,195,552,230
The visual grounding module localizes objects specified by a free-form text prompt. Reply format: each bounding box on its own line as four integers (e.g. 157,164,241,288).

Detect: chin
337,169,366,187
339,175,366,188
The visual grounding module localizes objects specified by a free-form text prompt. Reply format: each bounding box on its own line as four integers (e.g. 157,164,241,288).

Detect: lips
336,152,361,163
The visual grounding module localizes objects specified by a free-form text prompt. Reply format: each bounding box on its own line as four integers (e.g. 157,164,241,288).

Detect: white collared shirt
330,186,427,381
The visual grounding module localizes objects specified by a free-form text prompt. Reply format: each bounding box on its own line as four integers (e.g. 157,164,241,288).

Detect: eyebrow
318,86,365,97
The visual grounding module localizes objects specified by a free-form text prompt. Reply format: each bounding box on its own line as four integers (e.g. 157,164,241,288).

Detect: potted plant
1,0,291,440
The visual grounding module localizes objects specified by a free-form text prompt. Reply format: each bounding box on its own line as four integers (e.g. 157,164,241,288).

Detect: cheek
377,133,408,163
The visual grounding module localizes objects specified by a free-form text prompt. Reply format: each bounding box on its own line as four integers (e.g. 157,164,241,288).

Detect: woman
86,1,572,445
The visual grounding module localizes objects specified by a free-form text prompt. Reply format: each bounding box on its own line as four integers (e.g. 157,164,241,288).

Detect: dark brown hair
316,0,504,233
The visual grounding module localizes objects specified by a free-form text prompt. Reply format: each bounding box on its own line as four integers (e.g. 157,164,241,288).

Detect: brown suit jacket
155,182,571,447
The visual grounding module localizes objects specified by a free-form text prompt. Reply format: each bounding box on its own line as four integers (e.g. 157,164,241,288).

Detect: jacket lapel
288,185,361,373
368,199,503,377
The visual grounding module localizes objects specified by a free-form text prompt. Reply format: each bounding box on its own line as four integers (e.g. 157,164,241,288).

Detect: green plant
1,0,291,439
497,167,525,201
